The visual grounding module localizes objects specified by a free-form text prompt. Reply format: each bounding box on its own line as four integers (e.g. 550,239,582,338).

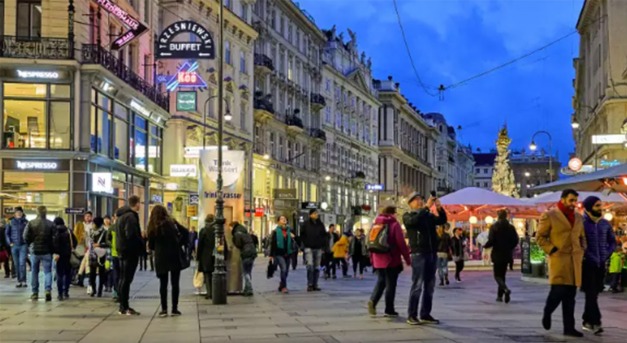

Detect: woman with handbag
73,222,88,287
148,205,187,317
451,228,466,283
88,217,109,297
52,217,76,300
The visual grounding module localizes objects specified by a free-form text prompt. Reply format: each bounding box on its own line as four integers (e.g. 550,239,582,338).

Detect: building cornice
276,0,326,43
323,64,381,105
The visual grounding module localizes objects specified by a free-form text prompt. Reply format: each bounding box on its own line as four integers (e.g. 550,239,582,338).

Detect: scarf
275,226,292,254
557,201,575,227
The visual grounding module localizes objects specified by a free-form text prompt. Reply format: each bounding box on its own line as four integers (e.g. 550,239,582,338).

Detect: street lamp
524,171,530,177
571,119,580,129
529,130,553,182
325,175,331,181
212,0,227,305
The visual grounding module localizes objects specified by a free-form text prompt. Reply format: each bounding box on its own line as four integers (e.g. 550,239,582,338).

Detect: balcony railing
285,115,304,129
0,36,72,59
310,128,327,141
254,53,274,71
81,44,169,111
310,93,326,106
253,91,275,114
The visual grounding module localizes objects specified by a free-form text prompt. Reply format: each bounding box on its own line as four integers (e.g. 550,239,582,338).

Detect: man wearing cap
6,206,29,288
402,192,447,325
580,196,615,335
300,209,327,292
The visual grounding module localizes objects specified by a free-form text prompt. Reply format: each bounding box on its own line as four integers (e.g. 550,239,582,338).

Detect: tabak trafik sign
96,0,148,50
156,21,215,59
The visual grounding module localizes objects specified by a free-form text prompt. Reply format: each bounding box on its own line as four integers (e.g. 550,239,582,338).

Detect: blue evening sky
299,0,584,163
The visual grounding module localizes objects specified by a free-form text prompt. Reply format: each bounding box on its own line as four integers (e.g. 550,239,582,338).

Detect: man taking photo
403,192,447,326
116,195,143,315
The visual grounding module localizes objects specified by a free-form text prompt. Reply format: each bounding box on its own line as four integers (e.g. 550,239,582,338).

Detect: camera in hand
430,191,437,198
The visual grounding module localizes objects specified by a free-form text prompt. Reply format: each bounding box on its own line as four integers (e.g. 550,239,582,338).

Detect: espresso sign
96,0,148,50
156,21,215,59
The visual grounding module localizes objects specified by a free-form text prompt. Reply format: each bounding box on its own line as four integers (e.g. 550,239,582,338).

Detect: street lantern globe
224,112,233,121
485,216,494,224
263,153,270,160
604,212,613,221
524,171,531,177
529,141,537,151
571,121,580,129
321,202,329,210
324,175,331,181
469,216,478,224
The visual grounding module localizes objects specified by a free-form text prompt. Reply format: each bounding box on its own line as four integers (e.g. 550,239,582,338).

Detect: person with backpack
231,222,257,296
402,192,447,325
300,209,327,291
52,217,76,300
367,206,411,318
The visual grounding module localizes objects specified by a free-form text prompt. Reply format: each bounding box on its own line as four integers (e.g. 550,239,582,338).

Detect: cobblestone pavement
0,257,626,343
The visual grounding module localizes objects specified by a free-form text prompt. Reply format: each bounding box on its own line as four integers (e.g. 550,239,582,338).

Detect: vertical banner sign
198,150,245,227
96,0,148,50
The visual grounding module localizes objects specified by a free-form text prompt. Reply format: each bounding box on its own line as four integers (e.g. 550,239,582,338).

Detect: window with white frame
225,41,232,65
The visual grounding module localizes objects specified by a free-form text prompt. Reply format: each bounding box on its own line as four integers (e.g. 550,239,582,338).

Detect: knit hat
309,208,318,215
53,217,65,226
93,216,104,228
582,196,601,212
14,206,24,213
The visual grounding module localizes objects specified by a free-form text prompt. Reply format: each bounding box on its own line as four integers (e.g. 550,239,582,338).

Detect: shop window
16,0,41,39
3,83,71,149
3,171,69,192
148,124,162,174
225,41,231,65
90,90,112,155
133,114,147,170
113,102,129,163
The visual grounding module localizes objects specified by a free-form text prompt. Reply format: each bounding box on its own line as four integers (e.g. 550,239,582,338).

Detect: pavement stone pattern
0,257,626,343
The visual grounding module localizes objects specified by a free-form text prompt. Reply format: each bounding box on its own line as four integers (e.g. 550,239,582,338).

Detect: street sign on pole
189,193,200,205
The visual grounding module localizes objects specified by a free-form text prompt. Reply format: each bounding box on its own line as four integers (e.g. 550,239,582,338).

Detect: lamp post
202,96,231,150
212,0,227,305
529,130,553,182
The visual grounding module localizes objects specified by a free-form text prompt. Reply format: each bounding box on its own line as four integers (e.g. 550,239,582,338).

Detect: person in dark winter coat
0,218,12,278
436,224,452,286
300,209,326,291
148,205,188,317
580,196,616,334
23,206,55,301
232,222,257,296
52,217,76,300
269,215,295,293
115,195,143,316
89,217,109,297
6,207,28,287
349,228,368,279
451,228,465,283
197,214,216,299
484,210,519,303
324,224,340,279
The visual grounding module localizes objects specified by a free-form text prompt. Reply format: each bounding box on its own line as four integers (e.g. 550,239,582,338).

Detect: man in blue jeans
300,209,326,292
402,192,447,325
23,206,55,301
6,206,29,288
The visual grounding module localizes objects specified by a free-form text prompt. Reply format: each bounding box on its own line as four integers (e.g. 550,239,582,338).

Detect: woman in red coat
367,206,411,317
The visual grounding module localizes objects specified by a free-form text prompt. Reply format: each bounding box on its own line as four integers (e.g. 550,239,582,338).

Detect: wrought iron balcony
310,128,327,142
254,53,274,72
285,115,304,129
0,36,72,59
81,44,169,111
253,91,275,122
310,93,326,106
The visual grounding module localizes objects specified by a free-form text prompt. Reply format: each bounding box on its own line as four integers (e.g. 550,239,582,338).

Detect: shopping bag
193,269,204,288
266,259,277,279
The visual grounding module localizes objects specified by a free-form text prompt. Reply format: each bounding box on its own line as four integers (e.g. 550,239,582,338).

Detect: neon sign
165,61,207,91
96,0,148,50
156,21,215,59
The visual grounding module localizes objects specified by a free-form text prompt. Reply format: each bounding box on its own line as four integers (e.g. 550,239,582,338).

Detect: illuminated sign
156,21,215,59
568,158,582,172
16,161,58,170
92,172,113,194
170,164,197,177
16,70,60,79
591,134,626,145
176,91,197,112
166,61,207,91
365,184,384,191
130,100,151,117
96,0,148,50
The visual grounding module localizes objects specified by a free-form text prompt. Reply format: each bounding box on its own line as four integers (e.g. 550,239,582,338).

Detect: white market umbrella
529,191,625,205
439,187,531,207
532,163,627,194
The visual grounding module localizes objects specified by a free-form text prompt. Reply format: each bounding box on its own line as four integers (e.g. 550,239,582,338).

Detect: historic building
510,150,561,198
572,0,627,168
472,152,497,190
159,0,257,230
0,0,169,226
374,76,437,207
319,26,380,229
251,0,326,236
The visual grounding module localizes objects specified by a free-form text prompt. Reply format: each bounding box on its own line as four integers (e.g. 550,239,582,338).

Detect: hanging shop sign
65,208,86,215
166,61,207,91
92,172,114,194
96,0,148,50
365,184,384,191
156,21,216,59
567,158,582,172
15,160,59,170
176,91,197,112
170,164,197,177
187,204,198,217
301,202,319,210
591,134,626,145
189,193,200,205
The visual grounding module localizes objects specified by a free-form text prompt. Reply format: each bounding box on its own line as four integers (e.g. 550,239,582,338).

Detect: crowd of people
1,188,625,339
